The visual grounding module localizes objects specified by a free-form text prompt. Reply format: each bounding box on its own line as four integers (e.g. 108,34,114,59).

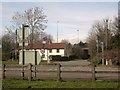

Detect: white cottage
43,43,66,60
19,43,66,65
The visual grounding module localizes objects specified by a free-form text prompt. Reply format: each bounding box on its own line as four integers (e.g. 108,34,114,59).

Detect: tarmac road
54,59,91,66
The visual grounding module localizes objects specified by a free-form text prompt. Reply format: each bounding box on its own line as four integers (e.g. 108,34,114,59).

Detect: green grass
2,78,119,89
2,60,19,65
39,60,56,65
2,60,55,65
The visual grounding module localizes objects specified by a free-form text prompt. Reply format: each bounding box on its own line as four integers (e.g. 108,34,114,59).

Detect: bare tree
60,39,72,58
87,30,97,60
112,17,119,35
2,33,15,60
110,17,120,65
87,18,113,64
66,43,72,58
91,19,112,50
12,7,48,45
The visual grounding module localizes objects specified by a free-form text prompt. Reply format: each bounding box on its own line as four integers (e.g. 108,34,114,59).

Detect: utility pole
21,24,29,79
105,19,108,50
22,25,25,65
16,29,17,46
96,35,99,60
77,30,79,43
57,21,59,43
22,24,29,65
101,42,104,65
15,29,17,60
105,19,108,65
96,39,99,59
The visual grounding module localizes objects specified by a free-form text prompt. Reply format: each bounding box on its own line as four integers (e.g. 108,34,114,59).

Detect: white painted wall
36,49,65,60
19,50,41,65
48,49,64,56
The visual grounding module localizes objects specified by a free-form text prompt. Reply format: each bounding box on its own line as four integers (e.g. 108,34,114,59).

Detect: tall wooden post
21,24,25,80
22,24,25,65
92,63,95,81
101,42,104,65
34,51,37,79
15,29,17,60
2,64,5,79
28,63,32,82
21,24,29,79
21,66,24,80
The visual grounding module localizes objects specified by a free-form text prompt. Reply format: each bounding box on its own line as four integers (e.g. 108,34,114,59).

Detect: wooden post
2,64,5,79
21,66,24,79
57,63,61,81
92,64,96,81
28,63,32,82
34,67,36,80
34,51,37,79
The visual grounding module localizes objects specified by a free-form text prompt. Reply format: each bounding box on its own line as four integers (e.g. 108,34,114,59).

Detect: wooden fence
2,63,119,81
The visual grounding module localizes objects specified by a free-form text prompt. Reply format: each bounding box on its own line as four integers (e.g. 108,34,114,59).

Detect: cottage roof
18,43,65,49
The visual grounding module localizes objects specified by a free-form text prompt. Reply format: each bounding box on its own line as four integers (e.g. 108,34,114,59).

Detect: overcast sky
1,1,118,44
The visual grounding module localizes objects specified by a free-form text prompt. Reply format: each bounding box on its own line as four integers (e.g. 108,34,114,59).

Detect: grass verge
2,78,119,89
2,60,55,65
2,60,19,65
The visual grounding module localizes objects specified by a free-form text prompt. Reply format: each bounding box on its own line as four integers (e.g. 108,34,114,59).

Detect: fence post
57,63,61,81
28,63,32,82
34,67,36,80
2,64,5,79
21,65,24,79
92,64,96,81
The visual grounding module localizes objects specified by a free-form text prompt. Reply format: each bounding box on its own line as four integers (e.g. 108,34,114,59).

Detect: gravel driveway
54,59,91,66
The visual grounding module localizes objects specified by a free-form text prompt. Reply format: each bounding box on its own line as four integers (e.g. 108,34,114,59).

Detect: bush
69,55,77,60
81,53,90,60
95,59,102,65
51,55,61,61
61,56,69,61
51,55,69,61
2,53,11,61
112,58,120,65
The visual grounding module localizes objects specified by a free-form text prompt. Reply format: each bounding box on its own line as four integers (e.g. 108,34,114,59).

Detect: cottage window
57,49,59,53
49,49,52,53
